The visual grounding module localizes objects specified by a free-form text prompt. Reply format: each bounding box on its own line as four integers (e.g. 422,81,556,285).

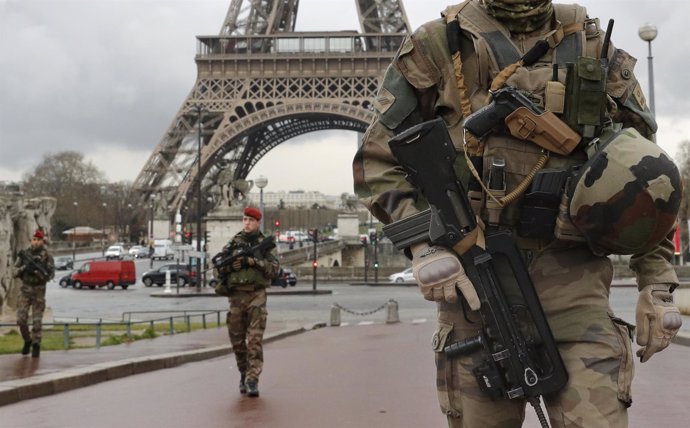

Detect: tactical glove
231,258,244,271
410,243,480,309
635,284,682,363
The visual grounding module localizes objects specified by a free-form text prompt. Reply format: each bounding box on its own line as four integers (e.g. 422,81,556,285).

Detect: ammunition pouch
214,281,233,297
518,169,570,240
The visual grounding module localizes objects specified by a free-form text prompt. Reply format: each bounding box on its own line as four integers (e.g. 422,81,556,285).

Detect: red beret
243,206,262,221
33,229,45,239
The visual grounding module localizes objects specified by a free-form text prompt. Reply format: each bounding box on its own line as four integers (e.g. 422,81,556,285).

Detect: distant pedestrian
215,206,279,397
14,229,54,358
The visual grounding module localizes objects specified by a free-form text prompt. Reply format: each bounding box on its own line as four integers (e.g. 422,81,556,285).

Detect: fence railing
0,309,227,350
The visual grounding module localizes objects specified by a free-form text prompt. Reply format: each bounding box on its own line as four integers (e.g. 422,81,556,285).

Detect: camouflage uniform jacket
353,0,677,290
14,246,55,286
221,231,280,292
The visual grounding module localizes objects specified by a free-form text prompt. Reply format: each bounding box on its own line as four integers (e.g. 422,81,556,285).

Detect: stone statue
214,166,254,209
0,186,56,318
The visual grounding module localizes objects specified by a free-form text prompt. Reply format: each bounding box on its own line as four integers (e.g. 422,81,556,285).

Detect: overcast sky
1,0,689,195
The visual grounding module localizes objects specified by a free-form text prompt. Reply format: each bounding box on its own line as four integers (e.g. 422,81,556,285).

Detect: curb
0,324,321,407
149,289,332,298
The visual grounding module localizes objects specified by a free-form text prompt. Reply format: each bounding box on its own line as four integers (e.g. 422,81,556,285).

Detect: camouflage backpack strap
453,1,588,92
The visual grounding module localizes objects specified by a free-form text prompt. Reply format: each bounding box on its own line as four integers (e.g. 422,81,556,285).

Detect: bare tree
22,151,106,239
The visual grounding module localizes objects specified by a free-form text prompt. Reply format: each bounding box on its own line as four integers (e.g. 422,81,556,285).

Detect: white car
105,245,125,260
389,267,414,283
128,245,148,258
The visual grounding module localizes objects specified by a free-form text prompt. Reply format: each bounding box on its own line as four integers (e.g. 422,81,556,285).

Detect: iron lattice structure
132,0,411,214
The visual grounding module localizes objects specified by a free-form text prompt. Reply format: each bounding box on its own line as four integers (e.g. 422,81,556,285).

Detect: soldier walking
14,229,55,358
216,207,279,397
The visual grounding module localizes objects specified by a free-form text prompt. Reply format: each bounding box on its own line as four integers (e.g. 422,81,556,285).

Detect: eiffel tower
132,0,411,216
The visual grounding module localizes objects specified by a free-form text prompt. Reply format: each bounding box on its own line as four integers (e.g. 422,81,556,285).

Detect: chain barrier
333,299,397,317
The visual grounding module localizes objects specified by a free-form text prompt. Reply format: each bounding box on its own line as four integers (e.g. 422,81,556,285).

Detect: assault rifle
211,236,276,273
17,250,52,281
383,118,567,428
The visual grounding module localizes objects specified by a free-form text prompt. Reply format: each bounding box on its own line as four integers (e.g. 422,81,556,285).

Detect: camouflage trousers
16,284,47,345
435,245,634,428
227,288,268,382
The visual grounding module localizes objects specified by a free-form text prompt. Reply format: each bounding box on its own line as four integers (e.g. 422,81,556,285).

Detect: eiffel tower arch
132,0,411,217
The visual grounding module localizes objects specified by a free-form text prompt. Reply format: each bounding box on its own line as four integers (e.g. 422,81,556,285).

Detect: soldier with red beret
216,206,279,397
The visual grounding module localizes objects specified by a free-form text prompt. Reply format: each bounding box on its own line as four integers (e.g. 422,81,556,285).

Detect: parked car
142,263,196,287
58,272,74,288
128,245,148,258
54,256,74,270
272,267,297,288
105,245,125,260
389,267,414,283
71,260,136,289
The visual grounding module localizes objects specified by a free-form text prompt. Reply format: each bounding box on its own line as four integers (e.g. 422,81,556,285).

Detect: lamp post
638,23,657,117
149,194,156,268
72,201,78,263
126,203,133,243
101,202,107,256
191,104,208,291
255,175,268,233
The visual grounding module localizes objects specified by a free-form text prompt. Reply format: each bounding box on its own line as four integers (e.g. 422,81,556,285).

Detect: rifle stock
386,118,567,405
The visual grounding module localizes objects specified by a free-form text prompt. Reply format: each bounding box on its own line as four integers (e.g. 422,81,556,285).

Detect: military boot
246,380,259,397
239,374,247,394
31,343,40,358
21,341,31,355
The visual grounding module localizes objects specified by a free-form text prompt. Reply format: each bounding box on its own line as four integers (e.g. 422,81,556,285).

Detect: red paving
0,321,688,427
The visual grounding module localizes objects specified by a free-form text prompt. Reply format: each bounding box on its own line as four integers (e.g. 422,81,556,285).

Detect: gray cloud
1,0,688,192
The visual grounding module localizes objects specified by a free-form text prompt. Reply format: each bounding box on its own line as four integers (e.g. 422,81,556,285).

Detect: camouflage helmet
568,127,682,255
481,0,553,33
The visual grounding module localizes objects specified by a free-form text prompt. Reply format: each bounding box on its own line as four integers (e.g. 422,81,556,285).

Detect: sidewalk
0,319,316,406
0,321,688,427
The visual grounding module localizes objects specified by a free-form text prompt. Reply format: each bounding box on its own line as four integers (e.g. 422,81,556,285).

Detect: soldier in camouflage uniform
353,1,682,427
218,206,279,397
14,229,55,358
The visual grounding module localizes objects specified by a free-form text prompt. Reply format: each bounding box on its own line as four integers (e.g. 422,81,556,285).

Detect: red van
70,260,136,290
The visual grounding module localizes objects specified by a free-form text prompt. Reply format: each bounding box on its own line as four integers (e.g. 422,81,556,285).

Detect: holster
505,107,581,155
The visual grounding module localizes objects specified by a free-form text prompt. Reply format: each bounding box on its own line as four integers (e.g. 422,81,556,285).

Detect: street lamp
101,202,107,256
126,203,133,243
255,175,268,233
191,104,208,291
149,194,156,268
72,201,78,263
638,23,657,117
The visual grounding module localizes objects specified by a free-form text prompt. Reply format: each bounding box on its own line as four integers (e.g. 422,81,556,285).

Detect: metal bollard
386,299,400,324
330,304,341,326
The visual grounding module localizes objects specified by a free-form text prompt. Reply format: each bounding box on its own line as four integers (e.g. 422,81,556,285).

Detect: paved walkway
0,321,688,427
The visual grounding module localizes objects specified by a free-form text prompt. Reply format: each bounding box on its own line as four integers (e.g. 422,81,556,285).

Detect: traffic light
369,231,377,244
312,260,318,268
274,219,281,229
360,235,368,245
374,260,379,269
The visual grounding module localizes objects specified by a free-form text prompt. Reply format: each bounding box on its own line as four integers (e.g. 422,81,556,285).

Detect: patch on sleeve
376,66,418,130
631,82,647,110
373,87,396,115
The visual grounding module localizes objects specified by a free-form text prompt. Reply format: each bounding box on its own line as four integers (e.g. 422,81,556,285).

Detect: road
46,255,437,325
46,255,690,333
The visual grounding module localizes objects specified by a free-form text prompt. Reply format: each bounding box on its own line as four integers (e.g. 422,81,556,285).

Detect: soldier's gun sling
384,118,567,428
17,250,52,281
